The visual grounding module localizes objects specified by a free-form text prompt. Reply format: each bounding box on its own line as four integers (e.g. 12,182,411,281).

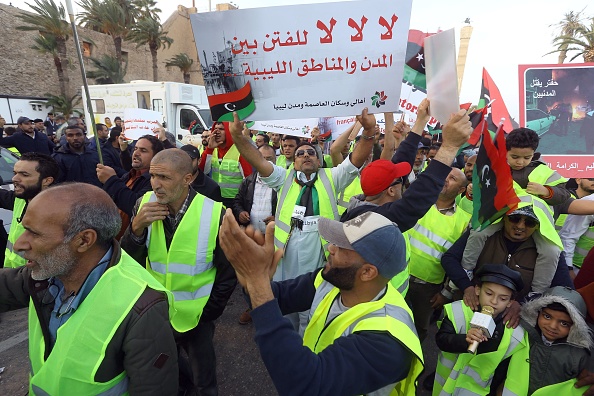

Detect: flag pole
65,0,103,164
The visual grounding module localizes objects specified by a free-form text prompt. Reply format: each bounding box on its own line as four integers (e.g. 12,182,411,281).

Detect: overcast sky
3,0,591,119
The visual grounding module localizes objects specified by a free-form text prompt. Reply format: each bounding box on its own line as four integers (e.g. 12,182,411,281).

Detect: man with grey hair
121,148,236,396
0,183,178,394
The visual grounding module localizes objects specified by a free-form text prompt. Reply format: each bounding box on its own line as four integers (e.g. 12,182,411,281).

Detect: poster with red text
190,0,412,121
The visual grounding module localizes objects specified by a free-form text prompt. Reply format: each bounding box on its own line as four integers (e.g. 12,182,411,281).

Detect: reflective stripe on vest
141,191,220,332
273,169,338,256
528,164,567,186
29,251,172,395
337,176,363,215
4,198,27,268
406,207,470,284
434,301,527,396
304,272,424,396
211,145,243,198
574,227,594,268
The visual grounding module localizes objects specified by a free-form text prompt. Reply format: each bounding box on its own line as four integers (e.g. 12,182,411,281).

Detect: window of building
121,51,129,64
82,42,92,57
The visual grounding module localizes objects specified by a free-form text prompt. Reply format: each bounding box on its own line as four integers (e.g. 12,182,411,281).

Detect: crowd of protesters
2,102,594,396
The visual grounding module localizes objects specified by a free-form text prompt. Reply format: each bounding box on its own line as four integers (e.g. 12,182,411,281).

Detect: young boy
508,286,592,394
433,264,526,396
506,127,571,206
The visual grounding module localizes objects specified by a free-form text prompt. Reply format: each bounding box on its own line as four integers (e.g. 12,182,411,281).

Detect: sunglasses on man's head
507,214,538,228
295,149,316,158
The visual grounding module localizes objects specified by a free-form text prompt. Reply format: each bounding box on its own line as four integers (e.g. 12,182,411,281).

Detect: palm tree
44,93,82,119
16,0,71,97
78,0,128,66
86,54,127,84
549,11,586,63
166,53,194,84
549,17,594,63
128,17,173,81
30,34,70,98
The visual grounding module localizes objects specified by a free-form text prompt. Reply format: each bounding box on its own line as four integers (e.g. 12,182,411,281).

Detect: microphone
467,306,495,354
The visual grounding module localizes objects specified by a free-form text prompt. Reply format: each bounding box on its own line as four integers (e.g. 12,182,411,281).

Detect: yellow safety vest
28,250,173,396
504,337,588,395
433,301,528,396
406,207,471,284
140,191,220,332
211,145,243,199
273,169,338,257
515,194,563,249
303,272,424,395
8,147,20,155
4,197,26,268
276,155,294,170
528,163,567,186
337,176,363,215
390,235,411,297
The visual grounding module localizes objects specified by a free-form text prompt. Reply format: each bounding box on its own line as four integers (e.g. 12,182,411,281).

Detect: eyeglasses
389,177,404,187
295,149,316,158
586,178,594,181
507,214,538,228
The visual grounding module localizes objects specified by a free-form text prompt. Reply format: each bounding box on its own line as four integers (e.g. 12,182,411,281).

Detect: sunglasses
507,214,538,228
389,177,404,187
295,149,316,158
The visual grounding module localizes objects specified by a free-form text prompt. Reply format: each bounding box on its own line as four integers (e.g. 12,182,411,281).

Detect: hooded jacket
198,122,253,178
520,293,592,394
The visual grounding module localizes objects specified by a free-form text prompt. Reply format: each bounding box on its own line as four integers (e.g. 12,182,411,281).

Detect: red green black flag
471,122,520,230
208,82,255,122
477,68,519,133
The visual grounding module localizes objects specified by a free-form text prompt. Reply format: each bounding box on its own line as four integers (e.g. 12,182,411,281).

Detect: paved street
0,285,440,395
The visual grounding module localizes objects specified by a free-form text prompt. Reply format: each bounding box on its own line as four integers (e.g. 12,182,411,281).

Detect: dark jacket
251,269,413,395
103,169,152,217
100,141,127,177
0,241,179,395
120,188,237,323
342,132,451,233
191,170,223,203
521,294,592,394
0,130,55,155
442,229,574,301
231,172,277,225
52,143,102,187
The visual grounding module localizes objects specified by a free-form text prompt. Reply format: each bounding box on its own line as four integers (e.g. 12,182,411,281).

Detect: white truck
0,95,52,124
81,81,213,140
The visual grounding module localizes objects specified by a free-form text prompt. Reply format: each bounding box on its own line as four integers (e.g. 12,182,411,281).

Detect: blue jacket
52,143,101,186
0,130,55,155
252,270,413,396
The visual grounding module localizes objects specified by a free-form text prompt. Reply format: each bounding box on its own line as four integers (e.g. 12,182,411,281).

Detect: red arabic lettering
317,18,337,44
378,14,398,40
348,16,368,42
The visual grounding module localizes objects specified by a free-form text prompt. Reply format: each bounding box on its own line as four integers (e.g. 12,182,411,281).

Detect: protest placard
191,0,412,122
123,108,162,140
425,28,459,125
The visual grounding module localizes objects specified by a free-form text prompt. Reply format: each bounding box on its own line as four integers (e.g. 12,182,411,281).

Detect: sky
3,0,592,120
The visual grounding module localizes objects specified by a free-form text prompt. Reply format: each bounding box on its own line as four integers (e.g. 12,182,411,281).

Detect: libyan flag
477,68,519,133
471,122,520,230
208,82,255,122
402,29,436,91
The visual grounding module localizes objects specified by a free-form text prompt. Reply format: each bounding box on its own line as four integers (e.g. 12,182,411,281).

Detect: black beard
321,265,360,291
15,180,43,201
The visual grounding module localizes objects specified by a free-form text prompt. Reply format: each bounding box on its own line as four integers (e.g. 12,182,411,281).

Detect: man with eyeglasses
228,109,377,332
442,202,574,328
559,178,594,278
0,183,178,394
0,116,55,155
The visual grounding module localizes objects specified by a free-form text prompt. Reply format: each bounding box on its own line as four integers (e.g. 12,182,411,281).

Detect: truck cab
82,81,212,141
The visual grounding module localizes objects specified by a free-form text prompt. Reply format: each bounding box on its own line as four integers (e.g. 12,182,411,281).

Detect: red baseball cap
360,160,411,196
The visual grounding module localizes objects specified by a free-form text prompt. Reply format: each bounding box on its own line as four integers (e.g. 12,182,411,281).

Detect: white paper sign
191,0,412,121
123,108,162,140
425,28,459,125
